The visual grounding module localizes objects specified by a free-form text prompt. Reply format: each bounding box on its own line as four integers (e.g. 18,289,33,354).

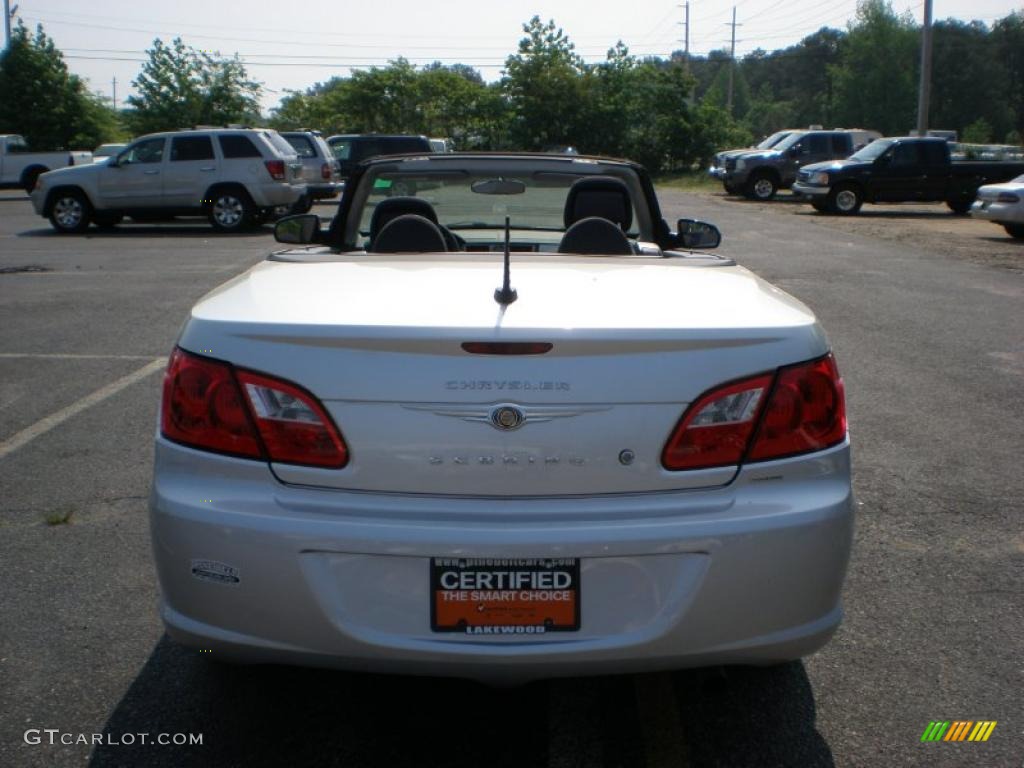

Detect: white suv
30,128,306,233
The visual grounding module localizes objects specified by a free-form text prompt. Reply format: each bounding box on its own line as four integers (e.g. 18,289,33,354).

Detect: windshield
849,138,894,162
351,163,642,244
757,131,791,149
771,132,808,152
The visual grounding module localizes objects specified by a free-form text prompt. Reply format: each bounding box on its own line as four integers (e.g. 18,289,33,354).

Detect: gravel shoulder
676,187,1024,272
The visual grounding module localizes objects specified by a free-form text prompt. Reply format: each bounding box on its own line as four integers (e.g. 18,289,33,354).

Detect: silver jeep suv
31,128,306,233
280,130,342,213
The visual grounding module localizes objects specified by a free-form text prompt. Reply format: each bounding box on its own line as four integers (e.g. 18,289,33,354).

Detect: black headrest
370,214,447,253
563,176,633,230
369,197,439,244
557,217,634,256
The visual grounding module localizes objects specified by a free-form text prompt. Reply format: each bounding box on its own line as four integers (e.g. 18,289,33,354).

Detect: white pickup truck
0,135,92,193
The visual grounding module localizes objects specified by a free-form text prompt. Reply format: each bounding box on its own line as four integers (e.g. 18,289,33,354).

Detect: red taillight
996,191,1020,203
661,374,772,470
265,159,286,180
747,354,846,462
321,162,331,180
235,369,348,468
161,348,348,468
161,349,262,460
661,354,846,471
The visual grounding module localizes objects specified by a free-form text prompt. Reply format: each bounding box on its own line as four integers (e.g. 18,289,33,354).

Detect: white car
970,173,1024,239
151,153,852,683
31,128,305,233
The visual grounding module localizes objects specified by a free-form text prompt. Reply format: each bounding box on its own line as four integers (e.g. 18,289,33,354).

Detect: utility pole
677,3,690,70
4,0,11,50
112,76,117,110
684,2,690,60
726,6,741,114
915,0,933,135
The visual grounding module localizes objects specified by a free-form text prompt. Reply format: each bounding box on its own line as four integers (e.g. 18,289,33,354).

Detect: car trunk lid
179,256,828,495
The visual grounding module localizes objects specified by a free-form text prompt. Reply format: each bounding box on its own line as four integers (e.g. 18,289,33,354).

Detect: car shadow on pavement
670,663,834,767
817,210,959,220
90,637,833,768
979,235,1024,246
719,194,807,205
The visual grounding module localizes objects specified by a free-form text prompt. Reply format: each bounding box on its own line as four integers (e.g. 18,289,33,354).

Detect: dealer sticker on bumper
430,558,581,634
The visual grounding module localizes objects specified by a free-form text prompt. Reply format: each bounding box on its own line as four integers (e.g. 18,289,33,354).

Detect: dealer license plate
430,557,581,634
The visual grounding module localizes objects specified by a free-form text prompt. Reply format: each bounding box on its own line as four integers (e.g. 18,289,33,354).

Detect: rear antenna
494,215,518,305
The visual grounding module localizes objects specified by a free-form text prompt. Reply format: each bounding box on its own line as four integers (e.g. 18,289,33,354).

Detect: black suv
326,134,433,182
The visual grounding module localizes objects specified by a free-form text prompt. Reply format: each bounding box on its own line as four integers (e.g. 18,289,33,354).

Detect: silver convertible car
151,152,852,683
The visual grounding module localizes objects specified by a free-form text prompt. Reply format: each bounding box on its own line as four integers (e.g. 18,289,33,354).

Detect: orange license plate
430,558,581,634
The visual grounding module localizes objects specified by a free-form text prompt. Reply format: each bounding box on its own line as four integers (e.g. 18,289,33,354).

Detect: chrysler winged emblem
490,405,525,431
402,402,609,430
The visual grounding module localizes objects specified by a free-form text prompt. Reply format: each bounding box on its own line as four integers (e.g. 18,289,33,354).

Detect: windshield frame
757,131,792,150
327,155,664,252
849,138,895,162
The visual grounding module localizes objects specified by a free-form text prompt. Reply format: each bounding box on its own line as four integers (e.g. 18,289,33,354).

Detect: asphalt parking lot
1,189,1021,768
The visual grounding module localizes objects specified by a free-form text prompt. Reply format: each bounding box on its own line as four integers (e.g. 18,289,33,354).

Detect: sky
5,0,1021,112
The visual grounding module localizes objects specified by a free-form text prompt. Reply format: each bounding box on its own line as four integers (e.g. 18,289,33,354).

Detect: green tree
621,61,702,172
269,62,508,149
930,20,1013,141
0,22,117,148
503,17,590,149
991,12,1024,140
417,64,509,147
961,117,992,144
125,38,261,134
269,81,343,132
703,60,750,119
831,0,918,135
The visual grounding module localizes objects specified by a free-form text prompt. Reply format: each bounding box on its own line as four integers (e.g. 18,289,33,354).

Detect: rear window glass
171,136,214,162
284,135,317,158
218,135,261,158
263,131,297,157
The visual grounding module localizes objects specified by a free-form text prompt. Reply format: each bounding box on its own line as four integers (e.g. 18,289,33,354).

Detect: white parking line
0,358,165,460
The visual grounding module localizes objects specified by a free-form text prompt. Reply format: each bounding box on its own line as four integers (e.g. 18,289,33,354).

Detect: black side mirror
274,214,323,245
677,219,721,249
875,153,892,166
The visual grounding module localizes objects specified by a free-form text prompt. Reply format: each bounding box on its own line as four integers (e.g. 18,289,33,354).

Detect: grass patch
44,507,74,526
653,172,720,193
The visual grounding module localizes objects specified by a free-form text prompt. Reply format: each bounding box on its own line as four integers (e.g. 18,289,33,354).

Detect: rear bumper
792,182,830,200
970,199,1023,224
150,438,854,683
30,188,46,215
304,182,343,200
249,182,305,208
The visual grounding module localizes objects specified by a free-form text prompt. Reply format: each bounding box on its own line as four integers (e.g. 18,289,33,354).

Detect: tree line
1,1,1021,174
